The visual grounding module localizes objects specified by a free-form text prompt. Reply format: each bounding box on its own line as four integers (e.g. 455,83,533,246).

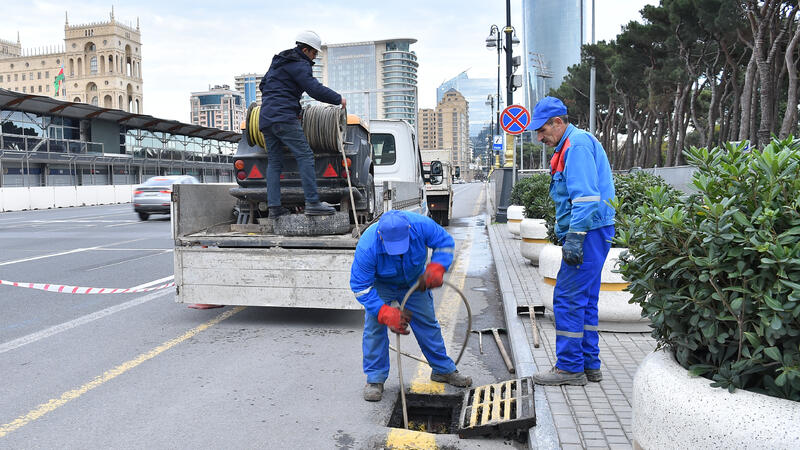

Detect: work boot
304,201,336,216
430,370,473,387
585,368,603,382
269,206,290,218
532,366,587,386
363,382,384,402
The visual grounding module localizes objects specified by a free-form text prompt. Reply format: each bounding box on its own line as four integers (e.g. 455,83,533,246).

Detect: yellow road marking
408,188,483,393
543,276,629,291
385,428,437,449
0,306,245,438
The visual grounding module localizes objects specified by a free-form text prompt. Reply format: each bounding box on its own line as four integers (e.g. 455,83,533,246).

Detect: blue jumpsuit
350,211,456,384
549,124,616,373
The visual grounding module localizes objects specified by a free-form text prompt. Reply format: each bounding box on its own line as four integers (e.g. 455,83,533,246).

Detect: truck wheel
440,212,449,227
138,212,149,221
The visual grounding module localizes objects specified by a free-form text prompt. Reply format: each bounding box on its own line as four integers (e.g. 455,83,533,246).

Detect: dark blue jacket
549,124,616,241
258,47,342,128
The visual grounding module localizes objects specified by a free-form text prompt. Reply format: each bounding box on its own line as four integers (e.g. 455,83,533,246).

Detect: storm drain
457,377,536,439
387,393,463,434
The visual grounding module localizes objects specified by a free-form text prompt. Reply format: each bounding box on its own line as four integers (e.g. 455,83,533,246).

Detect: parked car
133,175,200,220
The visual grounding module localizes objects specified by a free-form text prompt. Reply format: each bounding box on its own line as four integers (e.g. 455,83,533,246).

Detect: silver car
133,175,200,220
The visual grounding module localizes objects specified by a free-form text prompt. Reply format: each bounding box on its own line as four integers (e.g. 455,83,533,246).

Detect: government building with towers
0,9,143,113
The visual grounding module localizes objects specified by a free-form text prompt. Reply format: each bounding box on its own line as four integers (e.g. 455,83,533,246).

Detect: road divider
0,279,175,294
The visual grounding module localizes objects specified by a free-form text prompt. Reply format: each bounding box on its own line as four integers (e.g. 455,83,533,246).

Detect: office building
435,89,470,172
418,108,437,150
235,73,261,108
190,85,245,132
522,0,584,104
0,10,144,112
317,39,418,126
436,71,496,137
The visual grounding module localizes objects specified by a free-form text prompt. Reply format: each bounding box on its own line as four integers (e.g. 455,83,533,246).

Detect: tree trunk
780,23,800,138
739,52,757,141
690,80,708,140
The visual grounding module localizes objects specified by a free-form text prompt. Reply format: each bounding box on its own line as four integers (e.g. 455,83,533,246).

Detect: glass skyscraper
318,39,418,126
234,73,261,107
436,71,496,137
522,0,584,106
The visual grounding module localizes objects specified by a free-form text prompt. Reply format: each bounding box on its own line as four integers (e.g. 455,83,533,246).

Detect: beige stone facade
0,11,143,113
190,85,245,132
435,89,470,173
418,108,437,150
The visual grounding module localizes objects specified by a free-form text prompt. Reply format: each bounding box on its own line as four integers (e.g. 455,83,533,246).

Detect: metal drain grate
457,377,536,438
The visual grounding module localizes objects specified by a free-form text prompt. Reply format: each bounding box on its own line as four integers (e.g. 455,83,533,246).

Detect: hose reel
245,103,346,154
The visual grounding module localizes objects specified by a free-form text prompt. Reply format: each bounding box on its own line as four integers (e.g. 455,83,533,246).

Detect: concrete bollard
519,218,548,265
506,205,525,238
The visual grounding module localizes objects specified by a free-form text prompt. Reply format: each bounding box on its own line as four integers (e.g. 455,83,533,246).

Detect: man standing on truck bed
259,30,346,217
350,210,473,402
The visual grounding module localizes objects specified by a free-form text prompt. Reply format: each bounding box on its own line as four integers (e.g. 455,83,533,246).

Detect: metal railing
0,132,104,154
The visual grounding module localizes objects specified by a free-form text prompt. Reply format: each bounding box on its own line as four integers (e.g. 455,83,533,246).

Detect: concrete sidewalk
487,223,656,450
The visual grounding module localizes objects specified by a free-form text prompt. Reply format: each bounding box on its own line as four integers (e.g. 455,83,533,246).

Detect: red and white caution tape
0,279,175,294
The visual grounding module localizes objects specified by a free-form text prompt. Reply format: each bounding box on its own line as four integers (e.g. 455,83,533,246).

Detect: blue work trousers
362,285,456,383
261,120,320,207
553,225,614,373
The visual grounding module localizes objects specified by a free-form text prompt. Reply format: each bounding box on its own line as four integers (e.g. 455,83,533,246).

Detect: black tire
440,211,450,227
137,212,149,221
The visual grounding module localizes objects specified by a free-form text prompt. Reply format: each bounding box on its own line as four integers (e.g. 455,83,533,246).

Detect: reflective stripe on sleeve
573,196,601,203
556,329,583,338
433,247,454,254
355,286,372,298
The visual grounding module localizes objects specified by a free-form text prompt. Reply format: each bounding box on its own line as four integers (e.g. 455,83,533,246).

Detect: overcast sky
4,0,653,123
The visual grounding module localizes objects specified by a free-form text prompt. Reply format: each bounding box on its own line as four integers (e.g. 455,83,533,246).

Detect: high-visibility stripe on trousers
553,225,614,373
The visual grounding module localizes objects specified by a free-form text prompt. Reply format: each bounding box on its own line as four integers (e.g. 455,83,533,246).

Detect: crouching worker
350,210,473,401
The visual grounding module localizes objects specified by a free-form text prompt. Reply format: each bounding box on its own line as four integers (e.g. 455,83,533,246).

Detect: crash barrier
0,185,135,212
245,103,347,154
0,278,175,294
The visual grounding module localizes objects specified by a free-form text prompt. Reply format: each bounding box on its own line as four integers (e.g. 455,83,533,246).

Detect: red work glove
377,304,411,335
418,262,445,291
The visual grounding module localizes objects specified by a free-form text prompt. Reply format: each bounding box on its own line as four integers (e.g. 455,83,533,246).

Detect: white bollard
520,218,548,265
507,205,525,238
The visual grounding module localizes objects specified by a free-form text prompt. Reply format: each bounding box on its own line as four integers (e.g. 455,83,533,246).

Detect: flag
54,67,65,96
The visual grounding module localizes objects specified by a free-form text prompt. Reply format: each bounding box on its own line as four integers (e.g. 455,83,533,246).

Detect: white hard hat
295,30,322,52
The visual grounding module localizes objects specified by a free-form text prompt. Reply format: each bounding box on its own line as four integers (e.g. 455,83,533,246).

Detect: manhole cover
457,377,536,439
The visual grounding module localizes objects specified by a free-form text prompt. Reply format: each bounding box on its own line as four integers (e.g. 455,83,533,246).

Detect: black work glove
562,232,586,266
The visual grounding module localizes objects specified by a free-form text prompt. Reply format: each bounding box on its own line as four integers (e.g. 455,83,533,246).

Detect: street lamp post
486,26,502,167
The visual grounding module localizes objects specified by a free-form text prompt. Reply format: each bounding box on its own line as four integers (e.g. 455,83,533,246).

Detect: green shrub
510,173,557,242
615,139,800,401
536,170,678,244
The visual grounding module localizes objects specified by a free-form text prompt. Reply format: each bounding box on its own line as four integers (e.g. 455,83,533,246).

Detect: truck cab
421,149,454,226
369,119,427,216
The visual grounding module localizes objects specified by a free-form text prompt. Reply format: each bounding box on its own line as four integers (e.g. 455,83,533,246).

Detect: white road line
0,288,173,355
0,238,146,267
130,275,174,290
86,250,173,271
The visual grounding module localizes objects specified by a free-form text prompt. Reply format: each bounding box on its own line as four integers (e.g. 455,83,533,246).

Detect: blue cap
377,210,410,255
530,96,568,130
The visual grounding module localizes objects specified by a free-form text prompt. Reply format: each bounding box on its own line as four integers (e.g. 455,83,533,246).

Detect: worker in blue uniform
530,97,616,386
350,210,472,401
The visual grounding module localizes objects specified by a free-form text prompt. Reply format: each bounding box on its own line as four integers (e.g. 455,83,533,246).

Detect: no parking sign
500,105,530,135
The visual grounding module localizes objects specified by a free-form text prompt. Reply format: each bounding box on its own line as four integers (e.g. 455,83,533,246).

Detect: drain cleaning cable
394,279,473,430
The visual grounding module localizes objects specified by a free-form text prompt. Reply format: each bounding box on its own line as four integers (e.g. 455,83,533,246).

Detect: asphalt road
0,183,526,449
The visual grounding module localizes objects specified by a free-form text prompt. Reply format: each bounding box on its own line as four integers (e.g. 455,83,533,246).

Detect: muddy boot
532,366,587,386
304,201,336,216
430,370,472,387
363,382,384,402
585,368,603,382
269,206,290,218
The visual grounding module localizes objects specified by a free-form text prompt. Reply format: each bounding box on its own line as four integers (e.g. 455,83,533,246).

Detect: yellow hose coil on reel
244,103,346,154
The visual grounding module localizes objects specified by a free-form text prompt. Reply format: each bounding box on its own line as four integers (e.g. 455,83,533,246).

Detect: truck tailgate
175,246,361,310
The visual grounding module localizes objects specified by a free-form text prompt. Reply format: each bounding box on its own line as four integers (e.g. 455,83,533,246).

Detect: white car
133,175,200,221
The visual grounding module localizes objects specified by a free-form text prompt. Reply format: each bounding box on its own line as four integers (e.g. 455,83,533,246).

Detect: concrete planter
538,245,650,332
633,350,800,449
519,218,548,265
507,205,525,238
